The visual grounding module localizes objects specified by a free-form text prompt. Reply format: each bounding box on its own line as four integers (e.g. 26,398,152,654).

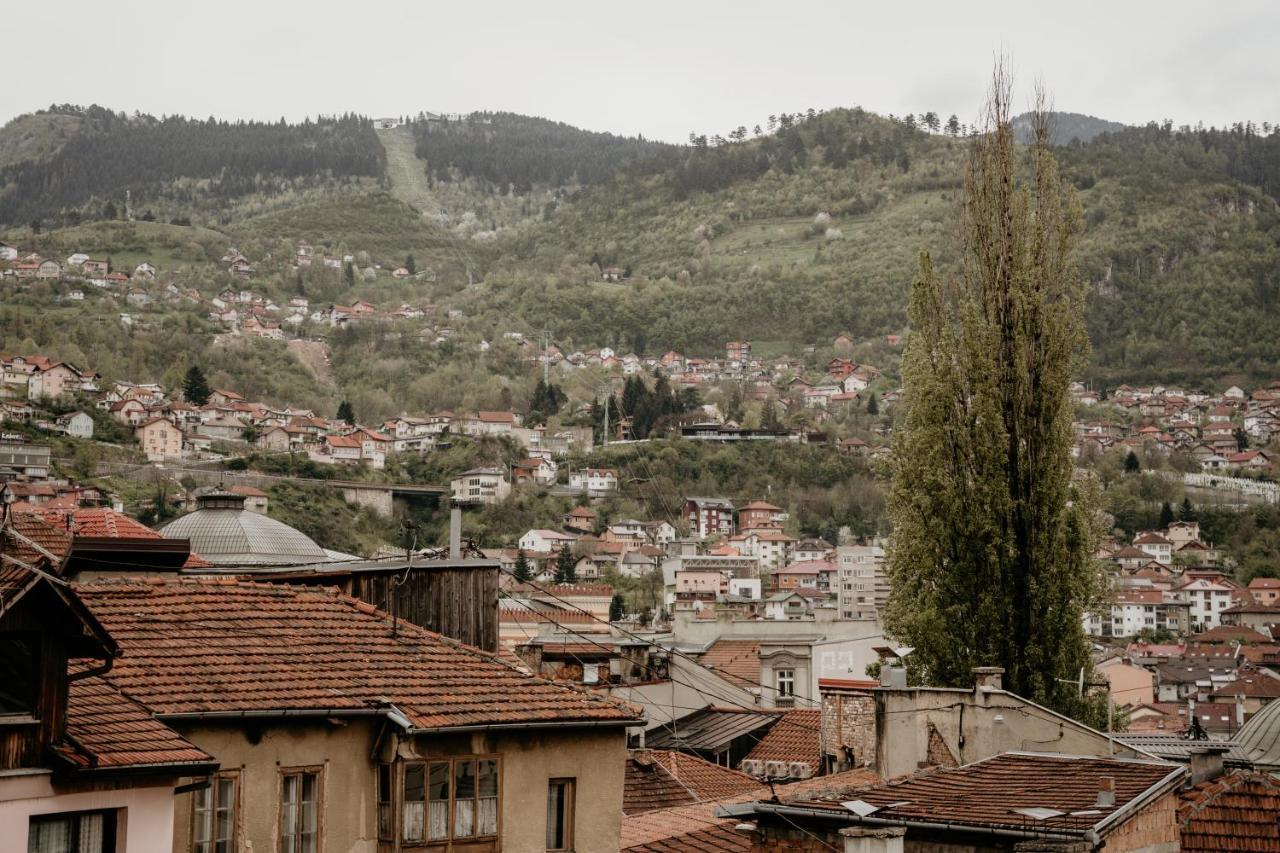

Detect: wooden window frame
279,765,323,853
398,755,501,844
546,777,575,852
192,770,239,853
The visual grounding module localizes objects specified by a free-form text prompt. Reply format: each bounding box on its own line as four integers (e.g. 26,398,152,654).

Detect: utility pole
602,387,610,447
541,329,552,385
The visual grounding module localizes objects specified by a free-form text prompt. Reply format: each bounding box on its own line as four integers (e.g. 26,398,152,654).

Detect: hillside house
738,500,786,530
57,410,94,439
134,417,184,462
452,468,511,505
568,468,618,497
683,497,735,538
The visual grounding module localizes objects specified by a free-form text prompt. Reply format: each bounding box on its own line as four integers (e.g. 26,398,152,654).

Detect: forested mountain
410,112,674,192
1012,111,1126,145
0,105,384,227
2,102,1279,389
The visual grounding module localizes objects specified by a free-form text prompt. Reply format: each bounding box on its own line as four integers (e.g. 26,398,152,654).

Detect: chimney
1189,745,1229,785
880,665,907,689
973,666,1004,691
1095,777,1115,808
449,506,462,559
840,825,905,853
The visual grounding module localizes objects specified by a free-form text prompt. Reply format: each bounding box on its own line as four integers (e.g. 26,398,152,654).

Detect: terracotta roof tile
57,675,213,770
699,640,760,684
1178,771,1280,852
779,753,1184,836
743,709,821,768
76,579,641,730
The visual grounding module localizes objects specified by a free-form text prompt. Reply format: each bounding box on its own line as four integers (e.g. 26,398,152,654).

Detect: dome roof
159,491,330,566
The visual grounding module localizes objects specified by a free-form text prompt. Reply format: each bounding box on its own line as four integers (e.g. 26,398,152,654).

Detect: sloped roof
699,640,761,684
645,707,778,753
1178,771,1280,852
742,709,821,768
58,675,214,771
76,578,641,731
1237,696,1280,769
625,750,762,815
761,753,1184,837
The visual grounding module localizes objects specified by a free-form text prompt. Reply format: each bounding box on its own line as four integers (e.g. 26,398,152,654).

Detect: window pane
78,814,104,853
193,785,213,850
404,764,425,802
301,772,317,806
27,817,72,853
546,782,565,850
477,759,498,799
215,777,235,852
428,763,450,841
455,799,475,838
454,760,476,800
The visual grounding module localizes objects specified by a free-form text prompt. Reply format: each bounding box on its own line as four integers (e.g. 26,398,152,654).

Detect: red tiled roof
1194,625,1271,644
30,507,210,568
1178,771,1280,853
1210,675,1280,700
625,750,760,815
77,579,641,730
743,709,821,768
699,640,761,684
778,753,1184,836
57,675,214,770
621,802,745,851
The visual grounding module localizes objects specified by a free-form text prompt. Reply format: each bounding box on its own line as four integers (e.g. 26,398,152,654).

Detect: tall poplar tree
883,66,1105,724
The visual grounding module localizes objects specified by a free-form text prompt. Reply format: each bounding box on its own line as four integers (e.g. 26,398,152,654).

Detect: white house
1175,578,1236,631
451,468,511,505
57,411,94,439
518,529,578,554
1133,532,1173,566
568,468,619,497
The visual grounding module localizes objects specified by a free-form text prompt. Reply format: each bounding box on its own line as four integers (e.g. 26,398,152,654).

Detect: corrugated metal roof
646,707,778,752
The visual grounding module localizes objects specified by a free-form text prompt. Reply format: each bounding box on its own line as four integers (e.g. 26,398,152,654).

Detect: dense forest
0,105,385,227
409,112,673,192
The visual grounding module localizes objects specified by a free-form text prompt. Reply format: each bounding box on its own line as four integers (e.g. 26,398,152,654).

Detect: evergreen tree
344,261,356,287
866,392,879,416
182,365,211,405
554,546,577,584
513,549,531,583
336,400,355,424
1125,451,1141,474
883,70,1105,725
1179,497,1197,522
404,254,416,275
1159,501,1175,530
609,593,625,622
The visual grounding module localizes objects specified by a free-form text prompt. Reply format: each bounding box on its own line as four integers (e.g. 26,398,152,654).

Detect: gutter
408,718,643,735
717,802,1090,843
159,706,413,730
68,656,114,683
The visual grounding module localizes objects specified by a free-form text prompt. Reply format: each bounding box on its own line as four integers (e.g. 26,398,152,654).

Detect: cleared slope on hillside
378,125,440,214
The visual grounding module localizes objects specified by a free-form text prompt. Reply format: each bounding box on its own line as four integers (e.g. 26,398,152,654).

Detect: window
280,768,320,853
28,810,116,853
546,778,575,851
776,668,795,697
402,757,499,843
377,765,393,842
193,773,237,853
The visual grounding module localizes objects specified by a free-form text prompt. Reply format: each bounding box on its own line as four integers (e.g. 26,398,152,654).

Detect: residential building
451,468,511,505
683,497,735,538
568,467,619,497
75,579,642,853
0,438,52,480
1176,577,1238,631
57,410,94,438
519,529,578,553
737,500,786,530
134,418,184,462
1134,531,1175,565
835,544,888,621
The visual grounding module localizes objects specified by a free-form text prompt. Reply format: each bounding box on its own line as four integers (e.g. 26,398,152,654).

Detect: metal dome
159,492,331,566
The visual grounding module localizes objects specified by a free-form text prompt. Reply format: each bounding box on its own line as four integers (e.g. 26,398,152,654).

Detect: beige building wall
1098,658,1156,708
170,719,627,853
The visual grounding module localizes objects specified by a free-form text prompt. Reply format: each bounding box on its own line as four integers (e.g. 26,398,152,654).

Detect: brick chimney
973,666,1004,691
1095,777,1115,808
1189,745,1229,785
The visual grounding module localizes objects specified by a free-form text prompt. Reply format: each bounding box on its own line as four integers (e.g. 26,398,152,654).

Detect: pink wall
0,773,177,853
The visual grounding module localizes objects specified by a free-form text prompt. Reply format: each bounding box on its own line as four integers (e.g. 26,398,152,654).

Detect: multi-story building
1175,577,1237,631
683,497,735,538
0,437,52,480
836,544,888,621
451,467,511,505
1084,589,1191,637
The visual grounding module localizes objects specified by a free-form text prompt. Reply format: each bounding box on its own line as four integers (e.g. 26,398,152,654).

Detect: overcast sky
6,1,1276,142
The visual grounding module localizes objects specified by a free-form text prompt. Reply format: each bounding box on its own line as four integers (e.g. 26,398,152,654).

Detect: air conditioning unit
788,761,813,780
764,760,788,779
739,759,764,776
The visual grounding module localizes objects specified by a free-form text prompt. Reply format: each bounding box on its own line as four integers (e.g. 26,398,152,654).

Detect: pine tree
1179,497,1197,522
344,261,355,287
182,365,211,405
404,254,416,275
336,400,355,424
609,593,625,622
1159,501,1175,530
866,392,879,416
554,546,577,584
883,67,1105,725
1125,451,1141,474
513,549,531,583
